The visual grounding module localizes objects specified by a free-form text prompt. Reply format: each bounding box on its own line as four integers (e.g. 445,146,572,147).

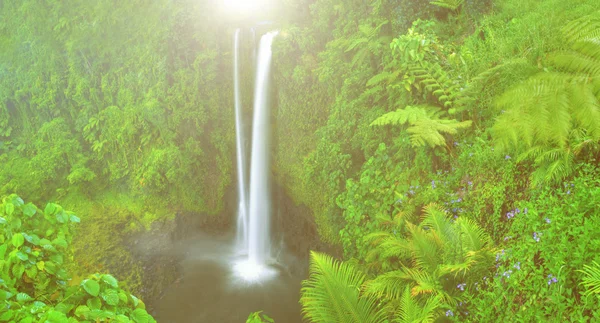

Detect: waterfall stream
233,29,249,255
234,30,279,282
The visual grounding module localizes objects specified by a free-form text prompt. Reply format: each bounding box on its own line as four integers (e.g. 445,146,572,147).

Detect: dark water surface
150,234,304,323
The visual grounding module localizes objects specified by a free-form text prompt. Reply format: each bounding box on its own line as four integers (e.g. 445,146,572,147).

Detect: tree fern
371,105,472,148
579,261,600,296
300,252,388,323
494,12,600,185
563,11,600,43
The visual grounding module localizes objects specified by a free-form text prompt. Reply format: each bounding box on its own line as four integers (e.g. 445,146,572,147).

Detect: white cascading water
234,30,279,282
248,31,278,265
233,29,249,255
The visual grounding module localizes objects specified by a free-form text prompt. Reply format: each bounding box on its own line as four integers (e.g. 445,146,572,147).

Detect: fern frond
549,42,600,76
394,287,441,323
372,105,472,148
563,11,600,43
456,217,491,252
301,252,388,323
579,261,600,296
365,269,410,300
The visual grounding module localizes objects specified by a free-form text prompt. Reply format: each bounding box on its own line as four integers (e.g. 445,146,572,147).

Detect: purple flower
454,141,459,147
506,211,515,219
505,155,511,160
547,274,558,285
545,217,551,224
446,310,454,317
514,262,521,270
533,232,540,242
566,190,571,195
457,283,466,291
431,180,436,189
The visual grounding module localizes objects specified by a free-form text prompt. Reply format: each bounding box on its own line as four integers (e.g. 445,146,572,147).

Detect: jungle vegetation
2,0,600,322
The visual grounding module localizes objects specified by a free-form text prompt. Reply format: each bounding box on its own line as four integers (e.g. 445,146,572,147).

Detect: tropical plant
300,252,388,323
0,194,156,322
493,11,600,185
363,204,495,308
580,261,600,296
371,105,472,148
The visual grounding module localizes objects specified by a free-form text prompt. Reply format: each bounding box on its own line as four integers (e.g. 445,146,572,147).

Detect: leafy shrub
0,194,155,322
462,164,600,321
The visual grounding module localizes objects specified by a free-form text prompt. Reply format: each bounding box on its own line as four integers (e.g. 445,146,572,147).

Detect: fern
371,105,472,148
494,12,600,184
300,252,388,323
364,204,494,308
563,11,600,43
394,287,441,323
579,261,600,296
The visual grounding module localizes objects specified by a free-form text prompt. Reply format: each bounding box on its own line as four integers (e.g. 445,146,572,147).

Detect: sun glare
223,0,265,15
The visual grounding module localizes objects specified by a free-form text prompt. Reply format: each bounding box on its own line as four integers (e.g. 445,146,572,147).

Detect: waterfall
233,29,249,255
233,30,278,282
247,31,278,266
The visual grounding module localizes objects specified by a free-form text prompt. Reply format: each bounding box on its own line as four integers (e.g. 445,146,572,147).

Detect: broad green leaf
45,261,58,275
82,279,100,297
102,289,119,306
50,253,63,265
87,297,102,310
0,310,13,321
44,203,57,216
115,315,132,323
132,308,150,323
75,305,91,318
25,266,38,279
24,233,40,245
12,233,24,247
16,251,28,261
37,261,45,271
56,212,68,224
102,274,118,288
53,238,68,249
16,292,33,302
46,310,68,323
23,203,36,217
5,203,14,216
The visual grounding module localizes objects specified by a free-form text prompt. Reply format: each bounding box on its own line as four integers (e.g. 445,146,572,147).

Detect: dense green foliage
2,0,600,322
0,0,233,212
266,0,600,321
0,195,155,322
